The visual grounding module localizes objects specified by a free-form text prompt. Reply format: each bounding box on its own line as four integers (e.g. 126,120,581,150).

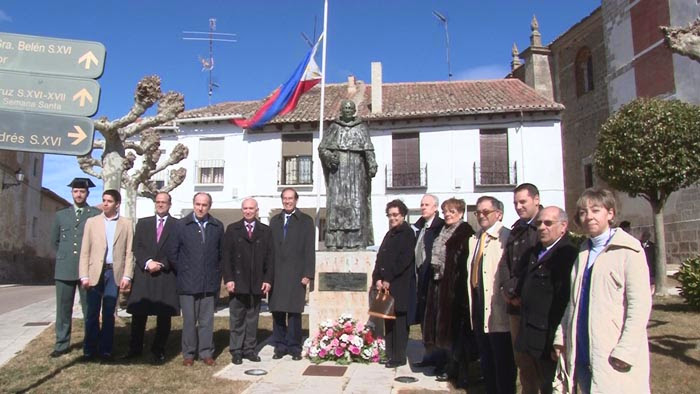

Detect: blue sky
0,1,599,205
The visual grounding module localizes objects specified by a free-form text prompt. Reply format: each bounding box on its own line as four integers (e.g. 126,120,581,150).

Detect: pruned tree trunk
661,20,700,62
650,199,668,296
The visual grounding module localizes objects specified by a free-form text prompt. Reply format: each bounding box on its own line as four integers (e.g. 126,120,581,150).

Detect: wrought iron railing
385,163,428,189
473,161,517,186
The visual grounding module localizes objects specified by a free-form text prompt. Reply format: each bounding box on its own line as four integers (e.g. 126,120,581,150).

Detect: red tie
246,223,253,239
156,218,164,242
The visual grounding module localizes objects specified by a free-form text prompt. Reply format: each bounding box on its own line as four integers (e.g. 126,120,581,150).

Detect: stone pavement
215,338,452,393
0,285,55,367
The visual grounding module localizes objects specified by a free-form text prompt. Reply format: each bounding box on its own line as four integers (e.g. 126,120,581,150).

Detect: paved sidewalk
215,339,452,393
0,286,56,367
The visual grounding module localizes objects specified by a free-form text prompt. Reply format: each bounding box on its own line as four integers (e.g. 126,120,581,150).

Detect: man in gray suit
269,188,315,360
49,178,101,358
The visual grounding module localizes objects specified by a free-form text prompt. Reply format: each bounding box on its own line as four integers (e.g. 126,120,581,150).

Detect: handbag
368,288,396,320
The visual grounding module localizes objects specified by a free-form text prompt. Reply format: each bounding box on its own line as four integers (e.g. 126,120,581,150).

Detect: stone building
0,150,70,283
510,0,700,264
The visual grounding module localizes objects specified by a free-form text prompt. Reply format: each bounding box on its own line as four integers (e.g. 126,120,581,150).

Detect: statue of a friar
318,99,377,250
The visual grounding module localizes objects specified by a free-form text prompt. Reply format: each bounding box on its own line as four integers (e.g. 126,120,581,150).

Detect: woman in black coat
422,198,475,386
372,199,416,368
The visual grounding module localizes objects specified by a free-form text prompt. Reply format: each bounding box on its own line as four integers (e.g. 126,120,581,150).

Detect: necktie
283,214,290,239
471,232,487,289
198,221,206,243
76,208,82,217
246,223,253,239
537,248,548,261
157,218,164,243
415,223,428,268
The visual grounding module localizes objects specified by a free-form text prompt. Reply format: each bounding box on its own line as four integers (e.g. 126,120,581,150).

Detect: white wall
135,116,564,245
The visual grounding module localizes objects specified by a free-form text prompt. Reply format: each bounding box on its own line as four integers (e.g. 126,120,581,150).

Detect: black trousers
129,314,172,355
271,311,302,355
229,294,261,355
472,287,516,394
385,312,409,364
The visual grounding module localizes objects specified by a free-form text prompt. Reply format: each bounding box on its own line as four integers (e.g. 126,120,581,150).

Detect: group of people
373,185,652,394
50,176,653,393
50,178,315,367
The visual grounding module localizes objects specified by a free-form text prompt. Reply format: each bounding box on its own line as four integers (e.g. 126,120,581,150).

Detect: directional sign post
0,32,106,78
0,32,104,156
0,71,100,116
0,109,94,155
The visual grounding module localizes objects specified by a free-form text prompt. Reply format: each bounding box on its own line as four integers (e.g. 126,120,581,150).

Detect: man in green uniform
49,178,101,358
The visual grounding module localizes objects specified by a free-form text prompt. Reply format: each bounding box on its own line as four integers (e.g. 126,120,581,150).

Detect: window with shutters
196,138,225,185
388,132,426,188
475,129,516,186
280,133,313,185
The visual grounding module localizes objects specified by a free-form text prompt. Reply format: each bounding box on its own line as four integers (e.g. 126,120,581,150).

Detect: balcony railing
385,163,428,189
473,161,517,187
278,156,313,185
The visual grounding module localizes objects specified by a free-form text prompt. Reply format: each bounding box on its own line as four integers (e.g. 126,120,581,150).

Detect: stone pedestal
308,250,376,336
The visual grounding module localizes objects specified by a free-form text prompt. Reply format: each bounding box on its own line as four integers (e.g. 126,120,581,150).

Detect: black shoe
49,349,69,358
152,352,166,364
99,354,114,363
272,352,286,360
121,350,142,360
412,359,434,368
243,353,261,362
231,354,243,365
435,372,449,382
79,354,96,363
385,360,406,368
291,354,302,361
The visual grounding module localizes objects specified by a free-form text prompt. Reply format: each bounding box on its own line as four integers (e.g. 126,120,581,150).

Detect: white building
137,64,565,247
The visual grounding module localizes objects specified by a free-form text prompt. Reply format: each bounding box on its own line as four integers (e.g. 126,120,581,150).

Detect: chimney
347,75,357,96
371,62,382,114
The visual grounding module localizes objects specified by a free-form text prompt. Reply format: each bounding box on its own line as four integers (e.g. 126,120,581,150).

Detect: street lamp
2,169,25,190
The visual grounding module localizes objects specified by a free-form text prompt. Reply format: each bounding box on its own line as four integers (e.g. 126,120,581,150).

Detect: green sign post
0,109,94,156
0,32,104,156
0,71,100,116
0,32,106,78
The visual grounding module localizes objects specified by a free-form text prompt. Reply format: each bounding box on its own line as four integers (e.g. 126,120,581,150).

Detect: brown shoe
183,358,194,366
202,357,215,366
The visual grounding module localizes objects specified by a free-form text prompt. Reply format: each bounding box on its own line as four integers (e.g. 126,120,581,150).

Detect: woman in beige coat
553,188,651,394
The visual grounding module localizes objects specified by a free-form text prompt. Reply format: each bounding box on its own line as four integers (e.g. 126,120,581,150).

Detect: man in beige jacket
466,196,515,394
79,189,134,361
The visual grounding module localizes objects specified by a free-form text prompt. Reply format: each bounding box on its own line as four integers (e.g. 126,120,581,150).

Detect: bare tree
77,75,189,218
661,19,700,61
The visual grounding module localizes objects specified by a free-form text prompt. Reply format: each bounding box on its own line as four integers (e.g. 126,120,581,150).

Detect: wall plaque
318,272,367,292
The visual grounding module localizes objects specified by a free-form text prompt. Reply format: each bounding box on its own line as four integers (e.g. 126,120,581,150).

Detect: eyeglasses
474,209,497,217
535,220,561,227
386,213,402,218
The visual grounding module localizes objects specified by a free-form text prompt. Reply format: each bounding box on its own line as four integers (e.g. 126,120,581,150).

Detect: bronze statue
319,100,377,250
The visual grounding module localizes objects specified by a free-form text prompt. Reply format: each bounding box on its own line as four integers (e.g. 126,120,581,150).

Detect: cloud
0,10,11,22
454,64,511,81
43,154,103,206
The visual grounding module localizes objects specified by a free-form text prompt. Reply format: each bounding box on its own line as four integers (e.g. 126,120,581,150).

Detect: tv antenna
183,18,237,106
433,10,452,81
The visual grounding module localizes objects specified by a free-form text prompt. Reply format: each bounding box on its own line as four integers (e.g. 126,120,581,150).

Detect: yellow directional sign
0,71,100,116
0,32,106,79
0,109,94,155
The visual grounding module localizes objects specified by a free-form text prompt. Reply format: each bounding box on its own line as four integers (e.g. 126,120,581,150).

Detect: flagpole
315,0,328,250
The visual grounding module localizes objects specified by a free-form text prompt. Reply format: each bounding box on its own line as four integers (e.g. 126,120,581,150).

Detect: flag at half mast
233,34,324,129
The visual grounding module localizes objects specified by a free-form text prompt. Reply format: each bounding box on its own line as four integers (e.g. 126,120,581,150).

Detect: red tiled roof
179,78,563,125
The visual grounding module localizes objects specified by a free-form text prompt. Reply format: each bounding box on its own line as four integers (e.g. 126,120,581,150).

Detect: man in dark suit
516,206,577,394
125,192,179,364
49,178,101,358
268,187,315,360
222,197,274,365
412,194,445,368
170,192,224,366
